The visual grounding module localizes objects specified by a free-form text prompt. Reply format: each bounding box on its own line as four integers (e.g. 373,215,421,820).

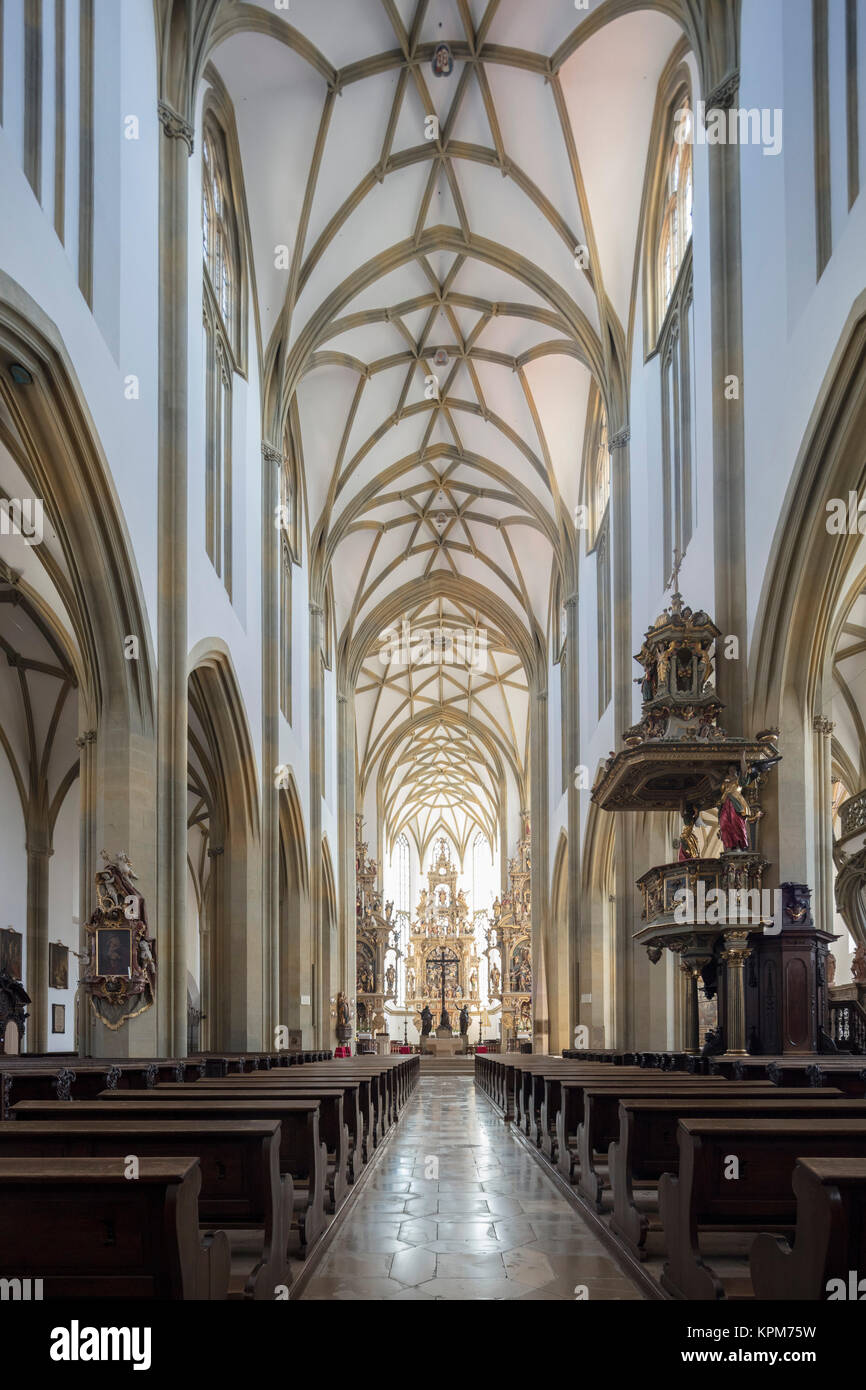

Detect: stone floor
300,1075,645,1300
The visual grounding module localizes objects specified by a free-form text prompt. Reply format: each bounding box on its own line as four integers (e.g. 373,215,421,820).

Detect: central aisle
300,1075,645,1300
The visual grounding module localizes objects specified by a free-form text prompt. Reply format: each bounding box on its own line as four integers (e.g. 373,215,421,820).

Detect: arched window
585,395,612,716
651,84,696,586
592,412,610,544
278,458,295,722
202,123,239,342
394,833,411,916
658,99,693,323
201,115,242,597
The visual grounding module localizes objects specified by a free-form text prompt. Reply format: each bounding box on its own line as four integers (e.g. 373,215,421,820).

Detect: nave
299,1070,642,1302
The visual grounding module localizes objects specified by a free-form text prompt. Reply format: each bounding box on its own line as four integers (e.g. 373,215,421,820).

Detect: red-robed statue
718,765,762,851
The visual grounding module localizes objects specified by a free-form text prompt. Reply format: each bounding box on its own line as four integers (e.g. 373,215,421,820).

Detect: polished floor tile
300,1075,645,1302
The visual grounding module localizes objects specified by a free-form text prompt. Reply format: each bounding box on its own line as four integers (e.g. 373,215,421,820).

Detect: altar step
419,1055,476,1074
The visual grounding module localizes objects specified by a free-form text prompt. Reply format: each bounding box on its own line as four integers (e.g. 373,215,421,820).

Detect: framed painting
51,1003,65,1034
0,928,23,980
96,926,133,977
49,942,69,990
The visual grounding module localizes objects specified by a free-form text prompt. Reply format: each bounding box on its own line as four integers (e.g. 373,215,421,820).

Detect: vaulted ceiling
209,0,683,849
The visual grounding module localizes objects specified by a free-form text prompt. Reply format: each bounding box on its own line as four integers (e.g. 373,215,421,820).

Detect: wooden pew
216,1074,363,1185
0,1118,291,1298
551,1071,726,1182
0,1156,229,1298
608,1091,857,1260
156,1079,352,1211
659,1116,866,1299
13,1096,327,1258
575,1081,800,1207
750,1158,866,1300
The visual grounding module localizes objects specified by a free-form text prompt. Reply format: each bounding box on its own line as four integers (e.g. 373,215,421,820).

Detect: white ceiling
211,0,684,845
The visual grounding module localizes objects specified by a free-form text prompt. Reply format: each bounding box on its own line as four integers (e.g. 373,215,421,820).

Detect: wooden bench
659,1116,866,1299
0,1118,291,1298
607,1091,857,1260
13,1095,327,1258
158,1079,352,1211
575,1081,800,1207
0,1156,229,1298
551,1071,726,1182
750,1158,866,1300
216,1074,363,1185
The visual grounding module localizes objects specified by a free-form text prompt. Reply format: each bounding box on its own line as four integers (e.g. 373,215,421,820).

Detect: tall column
337,689,356,1027
812,716,835,933
706,72,748,733
565,593,582,1047
76,727,97,1056
25,829,52,1053
309,601,324,1048
679,961,699,1054
610,427,634,1047
530,688,549,1053
262,443,283,1041
680,953,711,1053
721,931,752,1055
155,101,193,1056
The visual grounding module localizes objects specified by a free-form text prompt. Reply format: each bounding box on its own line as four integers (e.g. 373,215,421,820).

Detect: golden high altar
406,838,480,1037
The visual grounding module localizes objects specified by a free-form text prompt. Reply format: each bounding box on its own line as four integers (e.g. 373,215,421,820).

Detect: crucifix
430,946,458,1032
666,546,684,596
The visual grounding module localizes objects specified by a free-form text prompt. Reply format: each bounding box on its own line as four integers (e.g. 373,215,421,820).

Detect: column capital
609,427,630,451
157,101,194,154
309,601,324,618
705,70,740,114
261,441,283,467
76,729,97,748
812,714,835,737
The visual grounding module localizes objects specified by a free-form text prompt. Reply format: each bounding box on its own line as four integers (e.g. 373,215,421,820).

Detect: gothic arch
187,641,261,1049
748,294,866,954
278,768,311,1045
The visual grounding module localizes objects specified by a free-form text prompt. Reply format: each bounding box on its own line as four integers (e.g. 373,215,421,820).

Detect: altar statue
490,963,501,995
459,1004,469,1036
718,765,762,851
385,963,395,995
420,1004,433,1036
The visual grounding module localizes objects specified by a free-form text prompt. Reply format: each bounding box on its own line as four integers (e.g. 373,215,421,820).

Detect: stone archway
187,644,261,1051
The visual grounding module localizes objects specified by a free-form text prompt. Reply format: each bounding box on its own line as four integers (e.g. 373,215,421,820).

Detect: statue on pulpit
718,765,762,851
420,1004,433,1036
677,803,701,862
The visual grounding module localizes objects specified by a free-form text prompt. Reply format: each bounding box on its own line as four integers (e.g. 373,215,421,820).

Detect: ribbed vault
207,0,686,847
